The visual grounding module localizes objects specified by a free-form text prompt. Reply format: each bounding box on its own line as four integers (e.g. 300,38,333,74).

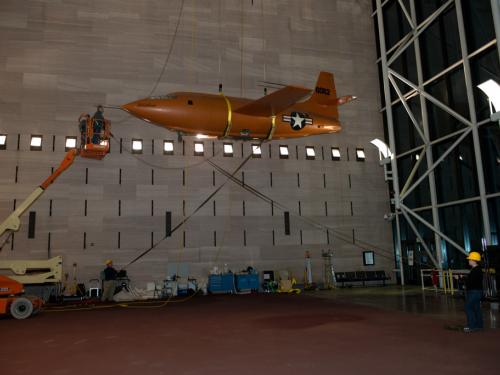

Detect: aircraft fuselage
122,92,341,140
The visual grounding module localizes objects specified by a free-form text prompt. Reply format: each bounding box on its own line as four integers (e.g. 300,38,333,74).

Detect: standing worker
463,251,484,333
101,259,118,302
92,105,104,144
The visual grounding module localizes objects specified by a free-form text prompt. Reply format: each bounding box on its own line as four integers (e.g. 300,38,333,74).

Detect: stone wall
0,0,393,288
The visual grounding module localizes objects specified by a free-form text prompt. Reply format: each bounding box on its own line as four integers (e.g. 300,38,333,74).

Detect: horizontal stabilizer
234,86,311,117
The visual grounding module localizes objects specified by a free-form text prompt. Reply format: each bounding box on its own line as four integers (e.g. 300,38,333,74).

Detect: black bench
335,270,390,287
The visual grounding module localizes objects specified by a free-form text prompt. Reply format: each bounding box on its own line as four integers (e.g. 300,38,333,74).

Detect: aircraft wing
233,86,311,117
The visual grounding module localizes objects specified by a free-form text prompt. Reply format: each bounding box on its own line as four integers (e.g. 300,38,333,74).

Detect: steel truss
375,0,500,284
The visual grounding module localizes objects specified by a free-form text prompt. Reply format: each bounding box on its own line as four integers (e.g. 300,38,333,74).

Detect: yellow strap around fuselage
266,115,276,140
220,93,232,137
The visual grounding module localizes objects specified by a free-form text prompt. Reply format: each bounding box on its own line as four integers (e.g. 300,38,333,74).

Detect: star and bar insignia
282,112,313,131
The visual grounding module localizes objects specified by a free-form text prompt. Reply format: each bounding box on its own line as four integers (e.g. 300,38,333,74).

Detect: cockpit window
149,94,177,100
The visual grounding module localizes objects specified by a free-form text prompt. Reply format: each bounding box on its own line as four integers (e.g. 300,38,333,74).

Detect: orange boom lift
0,114,110,319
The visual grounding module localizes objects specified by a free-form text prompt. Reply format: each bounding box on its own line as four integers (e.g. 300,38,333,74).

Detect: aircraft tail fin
300,72,356,118
310,72,337,105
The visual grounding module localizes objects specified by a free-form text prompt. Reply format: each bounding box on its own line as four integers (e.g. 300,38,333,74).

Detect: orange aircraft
121,72,356,140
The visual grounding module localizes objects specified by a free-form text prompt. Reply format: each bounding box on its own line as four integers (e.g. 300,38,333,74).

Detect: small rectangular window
30,135,43,151
0,134,6,150
363,251,375,266
251,144,262,158
305,146,315,160
163,140,174,155
194,141,204,156
279,145,289,159
65,136,77,151
132,139,143,154
331,147,341,161
223,143,234,157
356,148,365,161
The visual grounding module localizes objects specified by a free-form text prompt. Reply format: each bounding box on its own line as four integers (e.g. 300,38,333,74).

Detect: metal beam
376,0,404,283
389,69,473,127
395,212,405,285
401,203,468,256
410,0,443,271
400,148,426,197
412,191,500,213
492,0,500,63
379,40,497,111
387,0,454,66
397,0,415,30
400,127,472,201
387,74,427,142
400,208,439,268
455,0,492,244
394,118,491,160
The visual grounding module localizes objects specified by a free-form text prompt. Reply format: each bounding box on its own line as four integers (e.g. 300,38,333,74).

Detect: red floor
1,294,498,375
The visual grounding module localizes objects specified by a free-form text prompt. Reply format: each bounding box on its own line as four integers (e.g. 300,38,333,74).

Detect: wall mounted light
478,79,500,124
252,144,262,158
0,134,6,150
279,145,289,159
194,141,204,156
132,139,143,154
223,143,234,157
30,135,43,151
305,146,315,160
331,147,341,161
356,148,366,161
65,136,77,151
370,138,392,160
163,140,174,155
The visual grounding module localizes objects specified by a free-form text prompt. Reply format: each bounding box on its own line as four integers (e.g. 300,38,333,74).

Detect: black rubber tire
10,297,34,319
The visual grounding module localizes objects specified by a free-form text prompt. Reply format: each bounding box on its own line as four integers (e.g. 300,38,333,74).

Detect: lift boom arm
0,149,78,248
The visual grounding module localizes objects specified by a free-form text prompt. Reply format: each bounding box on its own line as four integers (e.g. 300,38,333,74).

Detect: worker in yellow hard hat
101,259,118,302
463,251,483,333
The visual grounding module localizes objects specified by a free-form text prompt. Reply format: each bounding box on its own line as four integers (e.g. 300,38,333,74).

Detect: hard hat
467,252,481,262
105,259,113,265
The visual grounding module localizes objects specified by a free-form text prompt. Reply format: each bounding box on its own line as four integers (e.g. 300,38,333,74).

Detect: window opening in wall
356,148,365,161
30,135,43,151
363,251,375,266
252,144,262,158
305,146,315,160
194,141,204,156
0,134,6,150
164,140,174,155
223,143,234,157
132,139,143,154
65,136,77,151
331,147,341,161
279,145,289,159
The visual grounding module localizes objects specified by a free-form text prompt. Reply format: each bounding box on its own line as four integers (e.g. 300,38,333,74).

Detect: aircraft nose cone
121,99,143,114
121,99,158,122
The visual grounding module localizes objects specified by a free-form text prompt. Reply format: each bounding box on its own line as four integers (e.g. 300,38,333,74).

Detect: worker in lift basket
462,251,484,333
92,105,104,144
101,259,118,302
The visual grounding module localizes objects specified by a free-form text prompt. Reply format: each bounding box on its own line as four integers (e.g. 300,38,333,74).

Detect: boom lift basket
79,114,111,160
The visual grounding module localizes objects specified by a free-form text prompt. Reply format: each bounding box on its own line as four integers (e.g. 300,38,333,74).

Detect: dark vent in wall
165,211,171,237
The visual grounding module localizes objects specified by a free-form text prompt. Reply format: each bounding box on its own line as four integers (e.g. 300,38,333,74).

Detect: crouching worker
463,251,484,333
101,259,118,302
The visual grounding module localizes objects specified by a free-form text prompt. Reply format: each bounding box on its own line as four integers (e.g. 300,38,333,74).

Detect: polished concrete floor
1,288,499,374
309,285,499,329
